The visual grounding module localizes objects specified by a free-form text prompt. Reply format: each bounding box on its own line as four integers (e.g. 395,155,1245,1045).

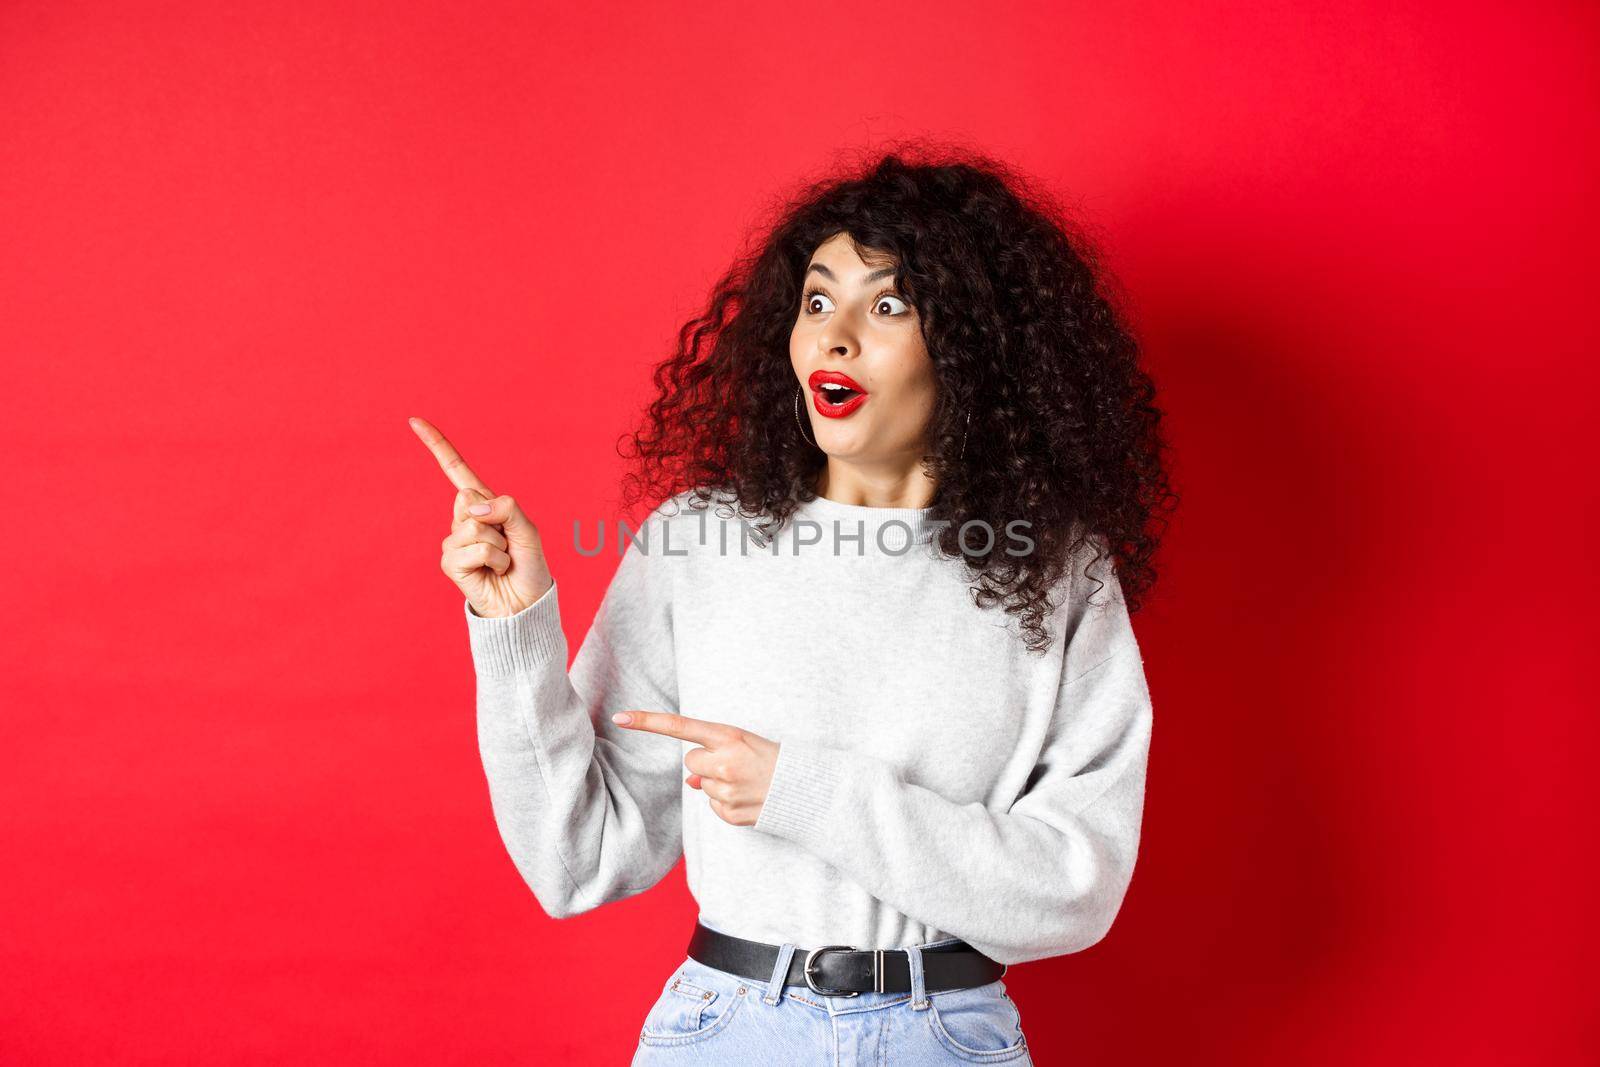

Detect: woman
412,147,1175,1065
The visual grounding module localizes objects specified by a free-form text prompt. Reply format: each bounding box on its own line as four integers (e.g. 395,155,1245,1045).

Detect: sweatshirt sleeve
464,513,683,919
750,550,1154,967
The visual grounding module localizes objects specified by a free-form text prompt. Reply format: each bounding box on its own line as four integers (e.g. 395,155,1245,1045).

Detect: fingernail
612,712,631,725
469,503,491,515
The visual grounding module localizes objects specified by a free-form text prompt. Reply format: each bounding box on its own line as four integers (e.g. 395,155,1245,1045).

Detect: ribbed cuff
752,738,846,845
463,581,566,677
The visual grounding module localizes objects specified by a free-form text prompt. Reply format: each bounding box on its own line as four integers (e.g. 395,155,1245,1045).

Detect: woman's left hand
610,710,779,827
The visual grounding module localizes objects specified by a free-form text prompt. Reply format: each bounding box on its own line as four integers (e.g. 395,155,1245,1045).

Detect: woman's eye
801,290,910,316
804,290,835,315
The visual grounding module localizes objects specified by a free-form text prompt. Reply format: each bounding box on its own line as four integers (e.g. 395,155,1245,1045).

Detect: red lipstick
807,369,869,418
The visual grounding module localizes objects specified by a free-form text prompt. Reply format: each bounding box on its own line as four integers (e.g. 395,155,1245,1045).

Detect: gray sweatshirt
463,489,1154,967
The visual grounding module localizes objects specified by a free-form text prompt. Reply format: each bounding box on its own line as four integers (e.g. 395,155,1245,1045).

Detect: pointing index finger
410,416,494,495
613,711,730,746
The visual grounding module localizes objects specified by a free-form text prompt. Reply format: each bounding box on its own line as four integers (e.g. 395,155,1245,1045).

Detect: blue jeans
630,937,1033,1065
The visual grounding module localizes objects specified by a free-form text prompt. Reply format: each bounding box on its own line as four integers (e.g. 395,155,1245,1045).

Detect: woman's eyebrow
805,263,898,285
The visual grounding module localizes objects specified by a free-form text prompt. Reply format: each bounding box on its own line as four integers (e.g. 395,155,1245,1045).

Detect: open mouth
808,370,868,418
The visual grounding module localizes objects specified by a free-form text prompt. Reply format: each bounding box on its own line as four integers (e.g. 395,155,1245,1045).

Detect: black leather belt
686,921,1005,997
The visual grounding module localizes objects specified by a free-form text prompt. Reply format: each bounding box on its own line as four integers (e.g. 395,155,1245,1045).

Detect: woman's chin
815,435,866,458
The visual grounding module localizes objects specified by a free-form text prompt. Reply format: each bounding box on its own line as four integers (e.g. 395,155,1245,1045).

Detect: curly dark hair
618,141,1178,652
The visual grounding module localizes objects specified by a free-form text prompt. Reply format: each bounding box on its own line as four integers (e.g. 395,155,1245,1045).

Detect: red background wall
3,2,1594,1062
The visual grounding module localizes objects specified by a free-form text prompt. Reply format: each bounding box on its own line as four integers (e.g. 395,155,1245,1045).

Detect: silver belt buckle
802,945,862,998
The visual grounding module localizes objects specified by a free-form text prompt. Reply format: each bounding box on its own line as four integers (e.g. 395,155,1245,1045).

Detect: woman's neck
815,459,936,510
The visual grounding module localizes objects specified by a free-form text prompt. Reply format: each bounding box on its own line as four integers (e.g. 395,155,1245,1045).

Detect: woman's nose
817,330,857,359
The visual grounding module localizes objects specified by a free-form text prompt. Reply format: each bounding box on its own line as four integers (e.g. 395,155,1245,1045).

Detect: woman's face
789,232,938,467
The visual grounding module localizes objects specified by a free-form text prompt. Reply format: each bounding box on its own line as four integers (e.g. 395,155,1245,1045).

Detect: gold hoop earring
794,385,818,448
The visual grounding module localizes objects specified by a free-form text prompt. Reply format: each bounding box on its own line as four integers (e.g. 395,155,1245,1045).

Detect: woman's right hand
410,416,553,618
